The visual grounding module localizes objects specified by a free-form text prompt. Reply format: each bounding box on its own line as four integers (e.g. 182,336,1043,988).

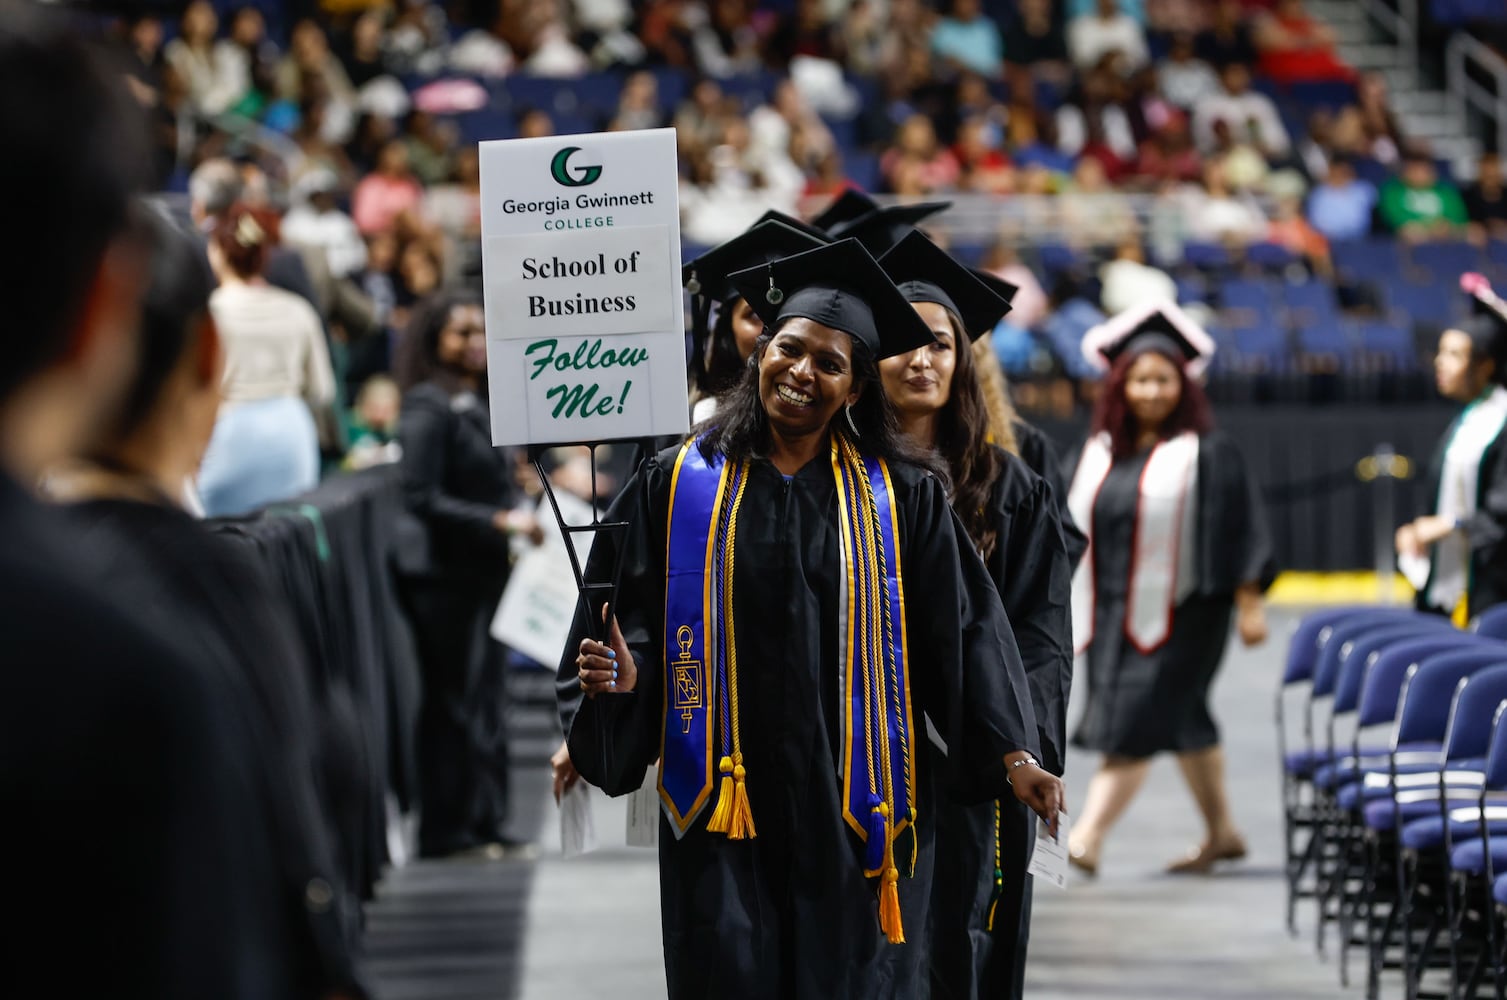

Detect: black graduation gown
1415,419,1507,620
929,447,1074,1000
0,474,265,998
66,498,366,998
560,443,1041,1000
1014,419,1088,569
1071,431,1275,757
397,379,519,856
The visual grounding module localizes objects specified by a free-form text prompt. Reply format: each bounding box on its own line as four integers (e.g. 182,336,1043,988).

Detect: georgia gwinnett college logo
550,146,602,187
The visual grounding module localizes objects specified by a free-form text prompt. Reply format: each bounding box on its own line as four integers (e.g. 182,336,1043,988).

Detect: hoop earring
844,403,860,437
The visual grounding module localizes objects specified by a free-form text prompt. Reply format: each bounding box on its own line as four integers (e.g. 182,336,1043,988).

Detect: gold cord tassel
727,752,756,839
706,756,735,833
876,802,904,943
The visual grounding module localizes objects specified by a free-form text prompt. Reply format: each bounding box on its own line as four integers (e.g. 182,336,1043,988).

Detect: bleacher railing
1446,32,1507,162
1358,0,1419,55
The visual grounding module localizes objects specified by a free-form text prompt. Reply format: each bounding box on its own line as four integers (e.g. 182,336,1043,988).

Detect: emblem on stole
672,625,703,733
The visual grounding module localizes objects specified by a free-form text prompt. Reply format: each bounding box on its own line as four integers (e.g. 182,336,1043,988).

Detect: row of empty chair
1280,604,1507,999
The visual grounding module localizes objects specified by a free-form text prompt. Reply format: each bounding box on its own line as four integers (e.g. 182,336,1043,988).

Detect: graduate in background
1064,301,1275,876
682,213,829,422
1396,273,1507,623
559,239,1063,998
876,232,1073,1000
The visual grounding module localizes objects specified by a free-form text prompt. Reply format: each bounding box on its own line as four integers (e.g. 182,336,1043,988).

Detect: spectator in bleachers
1057,64,1139,166
1305,156,1377,242
1268,184,1333,277
352,140,425,238
1133,109,1204,185
215,6,276,119
1195,0,1257,68
1003,0,1071,83
956,115,1018,193
292,97,360,194
1061,158,1138,246
748,79,831,193
198,204,337,516
1252,0,1354,84
1183,158,1268,245
403,110,459,187
1157,32,1220,111
1100,235,1177,315
1008,102,1077,178
1464,150,1507,245
932,0,1006,77
283,169,370,281
339,9,391,89
425,146,484,250
277,20,357,135
1191,62,1289,159
766,0,845,67
1355,71,1406,162
883,113,963,194
612,70,665,131
1068,0,1150,74
1379,152,1469,241
165,0,241,118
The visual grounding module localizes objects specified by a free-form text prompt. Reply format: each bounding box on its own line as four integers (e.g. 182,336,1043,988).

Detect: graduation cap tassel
877,802,904,944
706,756,735,834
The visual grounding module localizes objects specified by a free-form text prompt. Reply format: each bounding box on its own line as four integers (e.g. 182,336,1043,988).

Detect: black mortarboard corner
827,200,952,255
1081,299,1217,376
727,238,936,360
877,231,1014,341
808,189,881,233
682,219,829,356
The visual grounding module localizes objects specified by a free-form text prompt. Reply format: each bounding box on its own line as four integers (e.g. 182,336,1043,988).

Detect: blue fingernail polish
607,650,616,660
611,669,618,678
608,680,616,688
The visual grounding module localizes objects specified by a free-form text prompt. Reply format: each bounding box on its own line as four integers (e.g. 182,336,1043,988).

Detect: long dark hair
394,287,482,391
1456,314,1507,388
1091,345,1215,459
932,311,1003,559
693,297,750,399
698,324,947,483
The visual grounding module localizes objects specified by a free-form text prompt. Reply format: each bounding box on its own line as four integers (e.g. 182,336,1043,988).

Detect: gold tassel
876,803,905,944
706,756,734,833
727,754,757,839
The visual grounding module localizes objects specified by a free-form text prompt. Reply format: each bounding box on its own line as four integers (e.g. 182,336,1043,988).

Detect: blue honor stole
659,435,916,942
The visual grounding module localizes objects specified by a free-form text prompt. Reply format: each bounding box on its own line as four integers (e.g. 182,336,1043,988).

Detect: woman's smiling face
758,317,860,438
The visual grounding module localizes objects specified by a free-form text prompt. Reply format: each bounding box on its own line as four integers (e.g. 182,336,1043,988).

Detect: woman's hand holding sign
577,602,635,697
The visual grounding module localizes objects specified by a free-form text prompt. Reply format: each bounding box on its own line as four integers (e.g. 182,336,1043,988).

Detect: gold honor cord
706,461,756,839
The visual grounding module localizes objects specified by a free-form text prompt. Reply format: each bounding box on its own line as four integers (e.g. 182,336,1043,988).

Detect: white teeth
776,385,813,407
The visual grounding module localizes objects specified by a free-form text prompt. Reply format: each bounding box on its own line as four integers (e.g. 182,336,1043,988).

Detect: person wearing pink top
352,140,423,236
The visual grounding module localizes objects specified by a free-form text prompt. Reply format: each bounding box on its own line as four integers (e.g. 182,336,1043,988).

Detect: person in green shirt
1379,153,1469,239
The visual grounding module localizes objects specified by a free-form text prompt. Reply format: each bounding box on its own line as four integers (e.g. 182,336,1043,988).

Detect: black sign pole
527,440,644,644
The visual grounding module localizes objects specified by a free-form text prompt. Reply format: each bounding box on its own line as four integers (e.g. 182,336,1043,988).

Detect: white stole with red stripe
1068,432,1200,655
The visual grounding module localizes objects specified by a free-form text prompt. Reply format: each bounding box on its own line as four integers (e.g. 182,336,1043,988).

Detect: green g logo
550,146,602,187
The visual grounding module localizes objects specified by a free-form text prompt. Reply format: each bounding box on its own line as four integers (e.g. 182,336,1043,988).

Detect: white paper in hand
625,765,660,848
559,780,598,859
1027,811,1070,890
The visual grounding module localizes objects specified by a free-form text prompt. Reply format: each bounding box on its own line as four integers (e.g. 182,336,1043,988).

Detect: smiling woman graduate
558,239,1062,999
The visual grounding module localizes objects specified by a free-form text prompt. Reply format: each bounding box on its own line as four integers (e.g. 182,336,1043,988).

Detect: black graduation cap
809,189,880,233
1464,273,1507,342
877,231,1014,341
753,208,832,244
827,200,952,255
1081,299,1217,374
727,238,936,360
682,219,828,303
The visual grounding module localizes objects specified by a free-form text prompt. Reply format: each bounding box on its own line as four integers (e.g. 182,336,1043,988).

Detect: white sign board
478,128,688,446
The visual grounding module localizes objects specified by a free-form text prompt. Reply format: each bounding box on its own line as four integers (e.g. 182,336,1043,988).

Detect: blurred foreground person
1064,302,1274,876
50,208,367,998
560,240,1061,998
0,8,266,996
1397,274,1507,622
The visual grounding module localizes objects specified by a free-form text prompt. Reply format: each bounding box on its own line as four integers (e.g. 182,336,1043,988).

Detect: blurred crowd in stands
92,0,1507,417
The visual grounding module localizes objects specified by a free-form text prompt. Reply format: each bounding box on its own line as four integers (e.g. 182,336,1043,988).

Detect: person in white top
198,204,336,516
1191,62,1291,158
1067,0,1150,74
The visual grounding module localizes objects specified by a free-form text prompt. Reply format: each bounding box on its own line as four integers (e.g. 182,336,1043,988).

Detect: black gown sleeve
1196,431,1278,595
904,471,1041,805
986,455,1074,777
1016,419,1088,569
397,387,500,544
558,457,669,795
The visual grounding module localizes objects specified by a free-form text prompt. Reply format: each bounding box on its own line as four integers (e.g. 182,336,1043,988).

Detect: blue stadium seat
843,152,882,193
1410,241,1484,283
1185,241,1232,271
1282,280,1340,327
455,108,516,144
1296,321,1354,362
1247,242,1299,270
1231,321,1290,372
1332,238,1404,283
1352,319,1417,370
1385,281,1461,329
1221,277,1279,326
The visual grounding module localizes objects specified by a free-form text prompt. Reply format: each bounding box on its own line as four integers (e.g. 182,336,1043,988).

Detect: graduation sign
479,127,688,446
